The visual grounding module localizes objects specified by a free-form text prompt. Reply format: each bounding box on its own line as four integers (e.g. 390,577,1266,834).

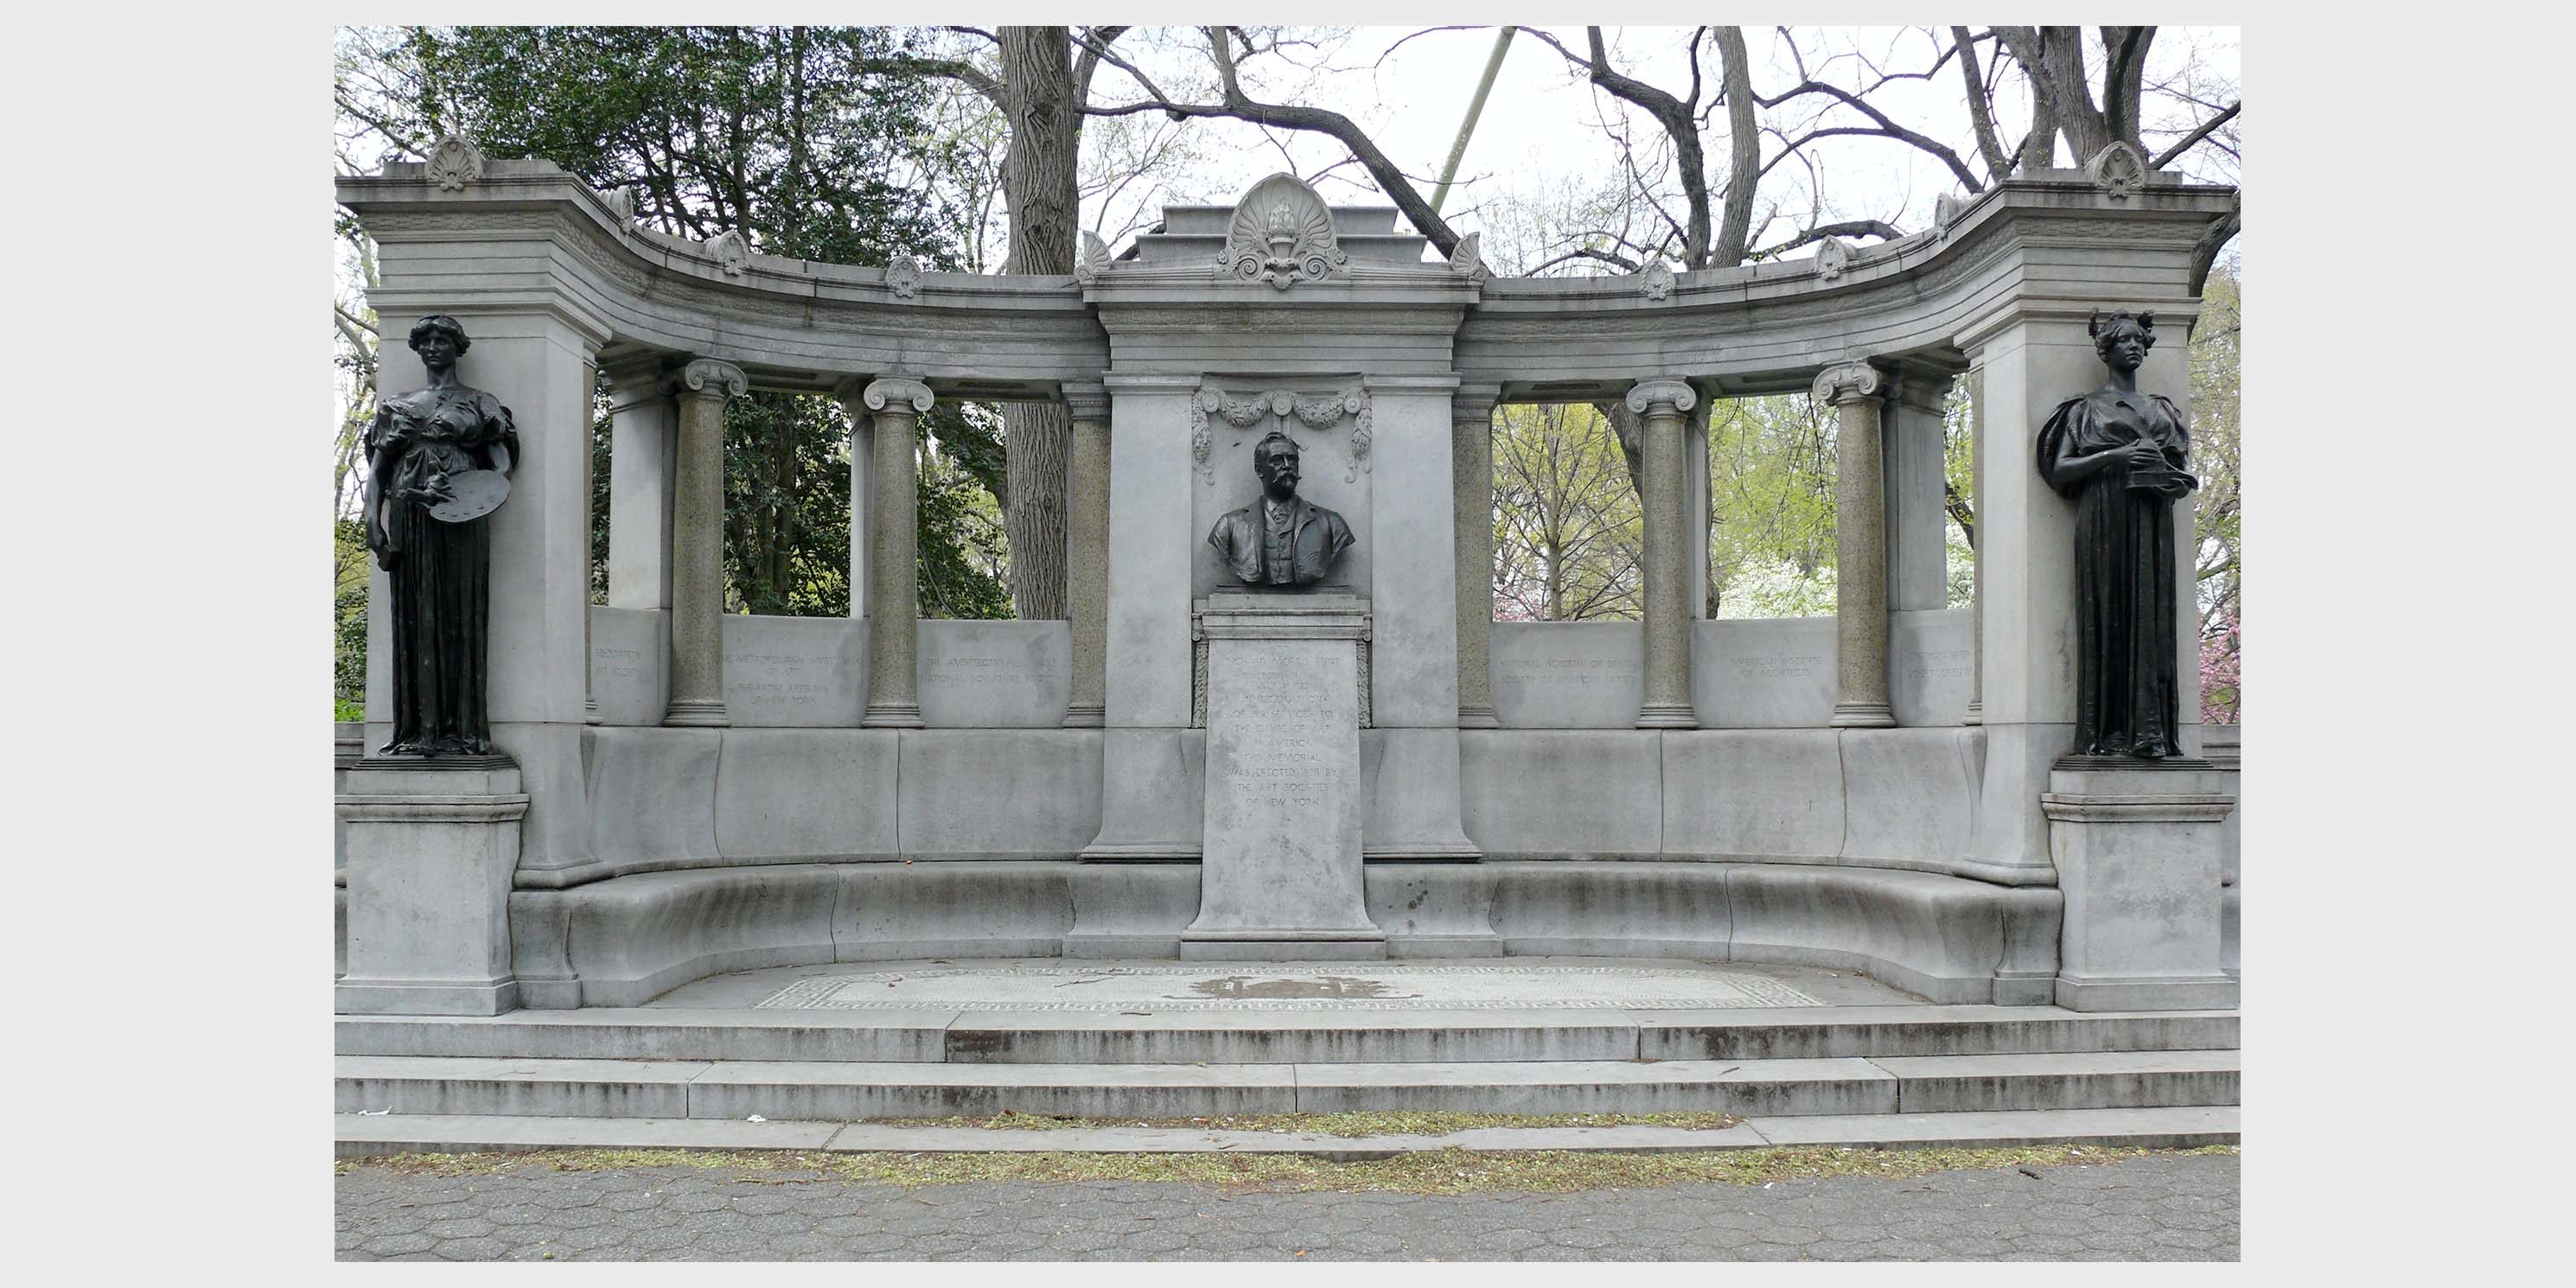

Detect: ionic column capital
1062,381,1111,422
1624,378,1698,418
862,376,935,415
1811,361,1885,406
670,358,748,400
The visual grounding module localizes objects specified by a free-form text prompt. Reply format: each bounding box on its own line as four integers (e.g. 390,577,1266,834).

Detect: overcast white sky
1062,26,2241,272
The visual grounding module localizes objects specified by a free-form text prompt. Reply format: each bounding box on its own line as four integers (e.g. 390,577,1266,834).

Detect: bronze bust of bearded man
1208,430,1355,588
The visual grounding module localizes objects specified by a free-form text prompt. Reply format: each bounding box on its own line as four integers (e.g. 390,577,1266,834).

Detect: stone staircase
335,1001,2238,1157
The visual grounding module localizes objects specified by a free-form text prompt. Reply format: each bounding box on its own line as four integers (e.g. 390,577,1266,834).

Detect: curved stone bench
482,858,2059,1009
1482,862,2059,1004
507,862,1075,1008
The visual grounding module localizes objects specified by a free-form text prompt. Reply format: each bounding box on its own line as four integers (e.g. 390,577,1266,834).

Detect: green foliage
721,394,854,616
915,401,1013,620
334,520,370,710
1489,403,1642,622
1708,394,1839,618
408,26,967,266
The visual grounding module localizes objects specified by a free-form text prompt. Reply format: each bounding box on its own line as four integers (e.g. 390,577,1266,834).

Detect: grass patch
340,1143,2237,1195
899,1109,1747,1137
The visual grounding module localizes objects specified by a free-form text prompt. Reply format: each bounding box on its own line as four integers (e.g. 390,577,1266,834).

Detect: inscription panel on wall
1693,617,1840,727
917,622,1072,727
1487,622,1645,728
721,616,865,727
1196,631,1370,938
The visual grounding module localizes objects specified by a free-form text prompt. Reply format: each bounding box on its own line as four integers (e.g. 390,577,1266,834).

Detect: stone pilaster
861,376,933,729
1815,361,1897,728
1062,381,1112,728
604,358,679,611
661,358,745,727
1451,384,1501,729
1964,363,1986,725
1627,378,1700,730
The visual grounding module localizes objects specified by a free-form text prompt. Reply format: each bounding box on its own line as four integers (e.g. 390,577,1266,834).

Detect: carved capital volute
1624,378,1698,419
863,376,935,415
1452,384,1502,425
1810,362,1884,407
1062,382,1111,423
672,358,749,401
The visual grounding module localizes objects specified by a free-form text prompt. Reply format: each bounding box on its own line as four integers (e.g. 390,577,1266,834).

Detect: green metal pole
1430,26,1516,218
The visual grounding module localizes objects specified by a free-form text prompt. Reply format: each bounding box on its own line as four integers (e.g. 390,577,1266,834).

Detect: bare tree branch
2152,100,2240,169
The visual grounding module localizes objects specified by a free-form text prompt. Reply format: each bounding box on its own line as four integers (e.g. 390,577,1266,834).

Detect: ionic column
1815,361,1897,728
1062,381,1112,728
1627,378,1700,730
861,376,933,729
1452,383,1501,729
661,358,746,727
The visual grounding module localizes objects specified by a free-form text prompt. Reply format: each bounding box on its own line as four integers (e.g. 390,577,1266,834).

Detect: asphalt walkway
335,1151,2237,1261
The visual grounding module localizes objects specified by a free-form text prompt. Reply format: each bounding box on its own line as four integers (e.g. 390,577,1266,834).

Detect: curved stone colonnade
338,149,2233,1011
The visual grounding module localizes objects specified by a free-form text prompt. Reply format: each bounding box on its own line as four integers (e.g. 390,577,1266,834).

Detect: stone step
335,1105,2241,1160
335,1006,2238,1066
335,1050,2236,1122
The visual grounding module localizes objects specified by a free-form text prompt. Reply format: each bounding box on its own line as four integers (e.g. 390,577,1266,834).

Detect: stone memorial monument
339,315,532,1015
330,146,2242,1018
1185,432,1378,959
2035,309,2235,1011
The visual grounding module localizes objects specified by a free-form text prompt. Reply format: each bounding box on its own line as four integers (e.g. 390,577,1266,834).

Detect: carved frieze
1189,386,1373,483
1218,173,1350,290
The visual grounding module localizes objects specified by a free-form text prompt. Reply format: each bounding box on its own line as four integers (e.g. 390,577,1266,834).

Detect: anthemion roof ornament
1814,236,1853,282
2085,141,2149,201
1218,172,1350,290
423,133,485,191
1635,259,1675,301
1447,232,1487,282
886,254,923,301
1075,231,1112,284
703,229,750,278
597,184,635,228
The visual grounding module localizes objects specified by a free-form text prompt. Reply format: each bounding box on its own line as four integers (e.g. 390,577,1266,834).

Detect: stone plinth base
2043,762,2236,1013
337,758,530,1016
1179,932,1388,962
1185,595,1383,955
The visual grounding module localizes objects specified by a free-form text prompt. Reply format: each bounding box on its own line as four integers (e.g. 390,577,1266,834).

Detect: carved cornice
1624,378,1698,418
1810,361,1884,406
1060,382,1112,422
672,358,749,400
1189,386,1372,483
863,376,935,414
423,134,484,191
1217,173,1350,290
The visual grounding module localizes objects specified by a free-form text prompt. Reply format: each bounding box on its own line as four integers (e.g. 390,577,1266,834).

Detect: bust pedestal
335,756,529,1015
1183,593,1386,961
2042,759,2238,1011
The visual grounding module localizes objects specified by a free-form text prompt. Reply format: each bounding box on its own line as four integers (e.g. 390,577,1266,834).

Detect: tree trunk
999,26,1080,620
1712,27,1760,267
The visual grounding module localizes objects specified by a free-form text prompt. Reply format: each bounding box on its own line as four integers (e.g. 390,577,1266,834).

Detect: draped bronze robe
367,386,519,756
2037,389,2196,758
